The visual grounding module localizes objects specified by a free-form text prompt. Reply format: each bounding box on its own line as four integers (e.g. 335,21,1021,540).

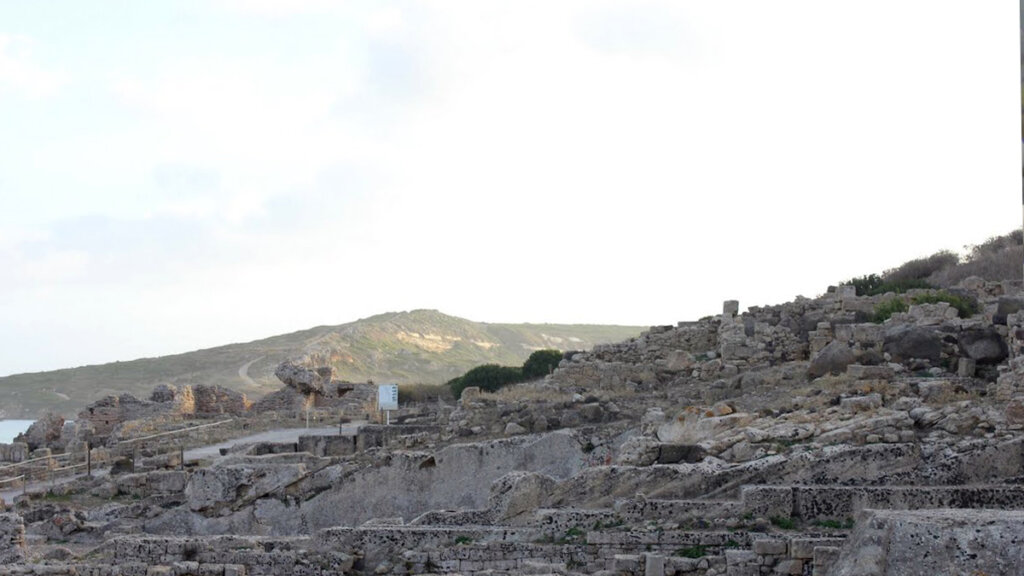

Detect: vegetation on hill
448,349,565,398
0,311,642,418
845,230,1022,296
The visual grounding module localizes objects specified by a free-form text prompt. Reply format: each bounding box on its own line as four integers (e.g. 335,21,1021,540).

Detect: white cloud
0,35,65,99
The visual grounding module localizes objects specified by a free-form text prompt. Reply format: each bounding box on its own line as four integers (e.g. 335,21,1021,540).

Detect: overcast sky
0,1,1018,376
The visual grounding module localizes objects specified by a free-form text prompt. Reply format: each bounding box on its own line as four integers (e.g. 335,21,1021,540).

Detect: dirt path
237,356,264,387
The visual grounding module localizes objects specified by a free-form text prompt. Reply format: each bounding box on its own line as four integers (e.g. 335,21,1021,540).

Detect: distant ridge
0,310,644,418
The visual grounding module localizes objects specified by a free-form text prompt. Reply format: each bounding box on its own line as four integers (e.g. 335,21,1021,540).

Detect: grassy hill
0,310,644,419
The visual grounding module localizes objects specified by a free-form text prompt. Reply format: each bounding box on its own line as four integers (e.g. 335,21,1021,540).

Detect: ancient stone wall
0,513,25,564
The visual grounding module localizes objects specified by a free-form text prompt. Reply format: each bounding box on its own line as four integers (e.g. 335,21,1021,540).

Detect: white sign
378,384,399,411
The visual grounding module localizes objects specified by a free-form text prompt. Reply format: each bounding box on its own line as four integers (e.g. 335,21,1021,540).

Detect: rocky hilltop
0,310,642,419
1,256,1024,573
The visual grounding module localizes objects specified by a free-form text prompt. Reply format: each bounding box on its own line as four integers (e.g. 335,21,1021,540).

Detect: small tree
450,364,523,398
522,349,564,380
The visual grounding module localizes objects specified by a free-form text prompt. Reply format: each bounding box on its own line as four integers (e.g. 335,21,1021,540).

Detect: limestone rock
958,327,1008,364
883,325,941,365
1006,396,1024,426
0,514,25,564
656,411,755,444
192,384,249,415
186,461,308,512
488,471,557,521
830,509,1024,576
504,422,528,435
808,340,857,378
150,384,178,403
994,296,1024,325
275,361,331,395
616,436,661,466
840,393,883,413
18,411,64,451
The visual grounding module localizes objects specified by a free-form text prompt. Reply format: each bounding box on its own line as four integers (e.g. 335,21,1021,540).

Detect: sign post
378,384,399,425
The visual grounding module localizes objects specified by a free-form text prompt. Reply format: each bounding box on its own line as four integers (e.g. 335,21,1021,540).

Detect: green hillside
0,310,643,418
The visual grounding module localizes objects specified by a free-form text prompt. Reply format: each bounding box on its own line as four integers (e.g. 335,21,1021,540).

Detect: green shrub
911,291,979,318
522,349,564,379
873,298,909,323
817,518,855,530
398,383,454,404
676,545,707,559
770,516,796,530
449,364,523,398
847,274,932,297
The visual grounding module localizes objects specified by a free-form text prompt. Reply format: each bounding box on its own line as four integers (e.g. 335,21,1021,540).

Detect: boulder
616,436,661,466
994,296,1024,325
504,422,528,435
957,327,1008,364
808,341,857,378
18,412,64,451
274,361,331,395
883,325,941,365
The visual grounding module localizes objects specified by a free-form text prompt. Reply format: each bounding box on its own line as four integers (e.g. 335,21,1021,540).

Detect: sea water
0,420,34,444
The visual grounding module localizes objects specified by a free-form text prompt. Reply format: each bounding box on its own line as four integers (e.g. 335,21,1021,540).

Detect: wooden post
86,443,92,478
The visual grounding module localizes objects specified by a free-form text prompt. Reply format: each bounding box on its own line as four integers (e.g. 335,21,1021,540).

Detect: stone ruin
2,277,1024,575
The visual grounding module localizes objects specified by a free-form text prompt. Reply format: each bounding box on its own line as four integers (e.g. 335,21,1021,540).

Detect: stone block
846,364,894,380
840,393,882,413
723,300,740,316
657,444,706,464
644,553,665,576
788,539,817,559
813,546,841,573
741,486,793,518
146,568,172,576
958,357,977,377
613,554,642,572
725,549,757,566
773,559,804,574
753,539,787,556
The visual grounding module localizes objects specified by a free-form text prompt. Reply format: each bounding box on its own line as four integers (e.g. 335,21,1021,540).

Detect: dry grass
480,381,574,403
398,383,454,404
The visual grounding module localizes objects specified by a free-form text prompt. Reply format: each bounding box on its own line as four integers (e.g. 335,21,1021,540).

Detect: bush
883,250,959,284
522,349,564,379
449,364,523,398
770,516,797,530
846,273,932,297
929,231,1023,287
911,291,978,318
676,545,707,559
398,383,453,404
873,298,909,323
